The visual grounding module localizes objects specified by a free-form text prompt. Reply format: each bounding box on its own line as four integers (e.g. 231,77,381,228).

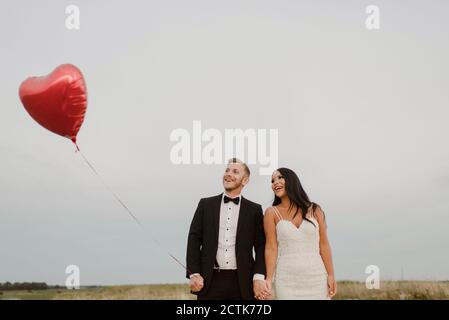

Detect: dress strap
272,206,283,221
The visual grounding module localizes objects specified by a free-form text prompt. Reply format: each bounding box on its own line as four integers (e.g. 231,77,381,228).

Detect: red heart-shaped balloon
19,64,87,145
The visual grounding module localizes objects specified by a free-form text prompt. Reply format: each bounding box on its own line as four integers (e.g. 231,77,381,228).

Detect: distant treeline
0,282,49,291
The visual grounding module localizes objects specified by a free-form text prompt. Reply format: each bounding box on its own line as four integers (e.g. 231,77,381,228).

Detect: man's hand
253,279,271,300
189,274,204,293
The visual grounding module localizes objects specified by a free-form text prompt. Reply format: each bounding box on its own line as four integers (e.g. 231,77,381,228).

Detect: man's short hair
228,158,250,177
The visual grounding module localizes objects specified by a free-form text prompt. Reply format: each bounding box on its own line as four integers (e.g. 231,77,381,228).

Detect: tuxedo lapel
212,193,223,239
236,196,248,238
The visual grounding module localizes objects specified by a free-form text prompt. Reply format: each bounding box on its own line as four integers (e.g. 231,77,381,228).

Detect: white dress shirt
216,192,241,270
190,193,264,281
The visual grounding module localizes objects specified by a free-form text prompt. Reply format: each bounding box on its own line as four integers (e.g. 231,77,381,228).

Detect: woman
262,168,336,300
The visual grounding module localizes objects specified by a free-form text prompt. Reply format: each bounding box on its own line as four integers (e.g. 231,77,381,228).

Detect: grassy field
1,281,448,300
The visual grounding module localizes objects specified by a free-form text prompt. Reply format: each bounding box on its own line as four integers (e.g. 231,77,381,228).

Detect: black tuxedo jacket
186,193,266,300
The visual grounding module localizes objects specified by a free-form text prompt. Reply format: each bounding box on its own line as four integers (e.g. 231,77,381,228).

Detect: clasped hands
190,274,273,299
253,279,273,300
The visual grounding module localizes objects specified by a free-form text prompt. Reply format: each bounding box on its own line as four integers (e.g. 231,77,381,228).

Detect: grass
333,281,449,300
1,281,448,300
0,289,62,300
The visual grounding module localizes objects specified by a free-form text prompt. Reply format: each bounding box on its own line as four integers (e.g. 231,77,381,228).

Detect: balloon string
74,143,192,275
78,149,144,228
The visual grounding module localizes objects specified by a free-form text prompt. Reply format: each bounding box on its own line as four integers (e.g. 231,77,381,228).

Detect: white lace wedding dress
272,206,329,300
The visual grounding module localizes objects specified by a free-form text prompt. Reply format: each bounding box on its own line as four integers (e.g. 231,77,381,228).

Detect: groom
186,158,269,300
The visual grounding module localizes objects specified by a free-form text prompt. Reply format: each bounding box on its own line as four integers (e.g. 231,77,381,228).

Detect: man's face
223,163,248,192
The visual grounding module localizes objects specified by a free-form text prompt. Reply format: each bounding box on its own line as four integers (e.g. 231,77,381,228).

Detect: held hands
189,274,204,293
254,279,273,300
327,275,337,298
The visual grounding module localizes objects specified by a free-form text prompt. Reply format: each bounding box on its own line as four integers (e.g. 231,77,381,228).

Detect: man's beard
224,179,243,192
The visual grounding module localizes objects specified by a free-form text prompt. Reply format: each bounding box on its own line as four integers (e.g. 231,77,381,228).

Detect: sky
1,0,448,285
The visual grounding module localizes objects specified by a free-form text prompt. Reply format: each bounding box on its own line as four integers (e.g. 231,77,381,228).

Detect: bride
262,168,336,300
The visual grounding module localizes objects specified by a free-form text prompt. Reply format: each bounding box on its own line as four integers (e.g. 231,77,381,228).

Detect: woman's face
272,171,286,198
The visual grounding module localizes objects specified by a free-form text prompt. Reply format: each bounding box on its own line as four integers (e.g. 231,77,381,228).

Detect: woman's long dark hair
272,168,323,227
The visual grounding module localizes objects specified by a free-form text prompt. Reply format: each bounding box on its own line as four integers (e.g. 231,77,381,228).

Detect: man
186,158,269,300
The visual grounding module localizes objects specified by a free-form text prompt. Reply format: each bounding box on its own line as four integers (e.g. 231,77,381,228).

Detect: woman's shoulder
264,206,276,215
308,203,326,229
264,206,281,219
308,203,325,219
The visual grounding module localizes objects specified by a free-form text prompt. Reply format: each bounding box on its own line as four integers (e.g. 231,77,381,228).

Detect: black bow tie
224,195,240,205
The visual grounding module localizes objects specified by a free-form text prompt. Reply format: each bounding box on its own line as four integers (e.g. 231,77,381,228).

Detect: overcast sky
1,0,448,285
